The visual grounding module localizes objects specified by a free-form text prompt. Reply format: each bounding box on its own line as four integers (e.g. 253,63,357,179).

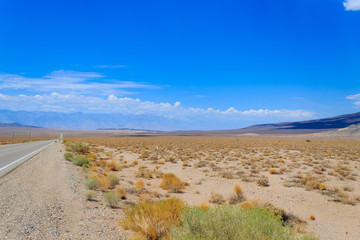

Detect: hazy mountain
0,122,43,128
225,111,360,134
1,109,360,134
310,123,360,140
0,110,182,130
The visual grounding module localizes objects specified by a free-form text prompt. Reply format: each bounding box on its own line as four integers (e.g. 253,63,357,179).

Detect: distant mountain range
0,110,181,130
97,128,163,132
219,111,360,134
0,109,360,134
0,122,43,128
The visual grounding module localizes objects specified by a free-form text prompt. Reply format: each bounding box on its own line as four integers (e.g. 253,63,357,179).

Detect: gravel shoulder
0,142,126,239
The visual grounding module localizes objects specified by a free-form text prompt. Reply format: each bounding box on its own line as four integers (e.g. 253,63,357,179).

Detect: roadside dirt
0,142,126,239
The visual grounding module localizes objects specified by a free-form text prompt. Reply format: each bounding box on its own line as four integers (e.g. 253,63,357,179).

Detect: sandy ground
90,143,360,240
0,142,126,239
1,138,359,240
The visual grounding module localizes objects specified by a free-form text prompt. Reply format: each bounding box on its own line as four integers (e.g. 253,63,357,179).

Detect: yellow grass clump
268,168,278,174
119,198,185,240
135,180,145,191
160,173,185,193
107,160,120,171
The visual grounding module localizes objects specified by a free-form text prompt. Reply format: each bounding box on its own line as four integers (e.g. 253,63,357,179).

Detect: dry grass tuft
104,191,122,208
229,185,246,204
160,173,185,193
107,160,120,171
198,202,210,211
240,201,253,209
257,175,270,187
268,168,278,174
209,192,225,204
107,173,120,189
119,198,185,240
135,180,145,191
301,174,321,190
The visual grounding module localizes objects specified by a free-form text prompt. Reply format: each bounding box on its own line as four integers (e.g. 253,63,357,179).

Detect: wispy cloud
347,94,360,107
0,70,156,95
0,92,314,122
95,65,127,68
343,0,360,10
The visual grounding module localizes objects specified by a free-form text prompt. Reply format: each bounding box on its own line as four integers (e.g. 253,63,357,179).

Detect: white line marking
0,141,54,172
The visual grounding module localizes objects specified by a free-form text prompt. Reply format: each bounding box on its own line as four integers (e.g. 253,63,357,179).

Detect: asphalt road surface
0,140,56,177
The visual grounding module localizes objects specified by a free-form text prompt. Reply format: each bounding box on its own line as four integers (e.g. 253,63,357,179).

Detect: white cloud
343,0,360,10
347,94,360,107
0,92,314,121
0,70,156,95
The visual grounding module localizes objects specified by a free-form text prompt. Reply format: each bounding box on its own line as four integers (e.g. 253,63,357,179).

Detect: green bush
84,177,98,190
104,191,122,207
170,205,300,240
73,157,89,166
107,173,120,189
84,190,96,200
65,142,89,154
64,152,74,161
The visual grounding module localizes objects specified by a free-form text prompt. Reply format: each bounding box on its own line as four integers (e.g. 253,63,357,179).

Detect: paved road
0,140,56,177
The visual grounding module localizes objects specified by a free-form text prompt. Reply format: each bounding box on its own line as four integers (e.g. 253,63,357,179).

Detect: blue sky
0,0,360,130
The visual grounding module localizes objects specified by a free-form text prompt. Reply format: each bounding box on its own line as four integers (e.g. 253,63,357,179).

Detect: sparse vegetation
107,173,120,189
64,152,74,161
104,191,122,207
84,177,98,190
170,205,315,240
64,136,360,239
209,192,225,204
119,198,185,239
72,157,89,166
160,173,185,193
84,190,96,200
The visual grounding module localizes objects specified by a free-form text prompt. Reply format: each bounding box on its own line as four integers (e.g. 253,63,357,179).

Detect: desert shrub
220,171,234,179
104,191,122,207
135,179,145,191
170,205,296,240
84,190,96,200
119,198,185,240
98,176,111,191
66,142,89,154
86,153,97,161
115,187,126,199
300,174,321,190
194,160,207,168
240,201,254,209
107,160,120,171
257,175,270,187
135,167,153,179
84,177,98,190
64,153,74,161
209,192,225,204
198,202,210,211
107,173,120,189
160,173,185,193
269,168,278,174
229,185,246,204
72,157,89,166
